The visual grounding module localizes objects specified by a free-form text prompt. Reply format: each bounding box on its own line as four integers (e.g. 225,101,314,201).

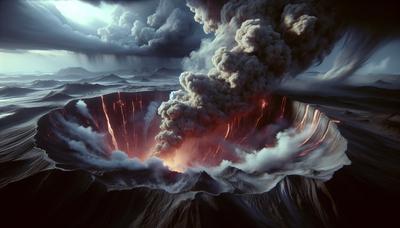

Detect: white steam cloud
143,101,160,139
54,113,168,171
76,99,93,120
206,102,351,193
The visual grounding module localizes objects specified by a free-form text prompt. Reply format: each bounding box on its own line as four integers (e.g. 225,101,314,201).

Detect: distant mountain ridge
0,86,36,96
58,83,107,95
151,67,182,77
93,74,128,83
54,67,96,79
56,67,92,76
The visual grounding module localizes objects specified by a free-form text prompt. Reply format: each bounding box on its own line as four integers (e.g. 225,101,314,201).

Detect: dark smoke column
156,0,341,154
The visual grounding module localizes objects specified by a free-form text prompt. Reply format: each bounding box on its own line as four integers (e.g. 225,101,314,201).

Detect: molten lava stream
97,93,163,161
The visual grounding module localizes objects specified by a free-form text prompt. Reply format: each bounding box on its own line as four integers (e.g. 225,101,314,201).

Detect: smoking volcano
156,0,341,155
6,0,400,226
35,91,349,193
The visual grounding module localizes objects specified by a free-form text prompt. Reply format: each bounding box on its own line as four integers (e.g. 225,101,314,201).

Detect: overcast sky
0,0,399,75
0,0,205,73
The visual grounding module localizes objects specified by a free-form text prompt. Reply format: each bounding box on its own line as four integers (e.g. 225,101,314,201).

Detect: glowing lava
101,95,119,150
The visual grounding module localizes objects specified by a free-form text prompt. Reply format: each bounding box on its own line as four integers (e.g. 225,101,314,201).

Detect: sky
0,0,399,75
0,0,205,74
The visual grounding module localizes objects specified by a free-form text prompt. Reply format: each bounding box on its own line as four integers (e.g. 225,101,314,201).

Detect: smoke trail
76,100,93,120
156,0,341,154
143,101,160,139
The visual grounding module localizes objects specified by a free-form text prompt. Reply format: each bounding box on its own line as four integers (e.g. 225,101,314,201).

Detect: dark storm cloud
321,0,400,79
0,0,205,58
98,0,206,57
0,1,126,54
329,0,400,35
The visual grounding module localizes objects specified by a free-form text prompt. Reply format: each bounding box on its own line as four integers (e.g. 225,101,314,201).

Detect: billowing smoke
96,0,205,57
156,0,341,154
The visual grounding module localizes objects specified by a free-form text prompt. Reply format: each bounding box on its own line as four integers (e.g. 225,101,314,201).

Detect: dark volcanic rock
40,91,73,101
94,74,127,83
59,83,107,95
31,80,61,88
0,169,337,228
188,171,223,194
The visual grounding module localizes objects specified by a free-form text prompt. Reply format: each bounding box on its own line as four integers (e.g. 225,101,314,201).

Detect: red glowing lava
95,92,293,171
101,95,119,150
96,92,164,160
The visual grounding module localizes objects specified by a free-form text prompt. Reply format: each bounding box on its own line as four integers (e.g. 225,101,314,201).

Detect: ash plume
155,0,341,154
